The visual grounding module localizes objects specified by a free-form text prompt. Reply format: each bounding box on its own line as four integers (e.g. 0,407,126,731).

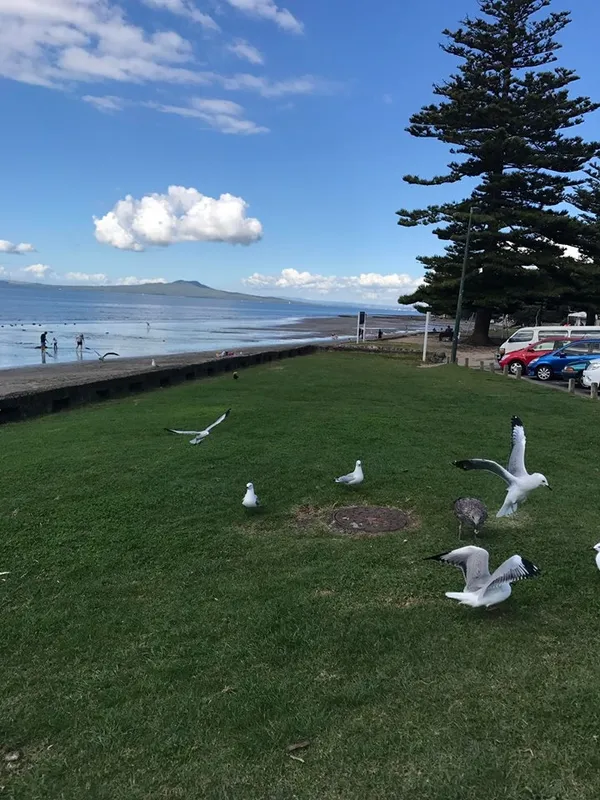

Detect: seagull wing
453,459,514,485
481,555,540,596
335,472,354,483
165,428,202,436
206,408,231,432
426,546,490,592
507,416,527,477
100,352,120,360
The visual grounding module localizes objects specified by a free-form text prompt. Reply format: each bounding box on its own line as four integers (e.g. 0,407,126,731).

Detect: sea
0,283,415,370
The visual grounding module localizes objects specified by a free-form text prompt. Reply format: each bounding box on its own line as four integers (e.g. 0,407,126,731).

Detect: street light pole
451,205,477,364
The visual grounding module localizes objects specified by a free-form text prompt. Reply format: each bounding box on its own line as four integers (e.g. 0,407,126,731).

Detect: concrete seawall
0,344,317,424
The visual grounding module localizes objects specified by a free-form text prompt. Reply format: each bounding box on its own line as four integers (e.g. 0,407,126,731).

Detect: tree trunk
470,307,493,345
587,308,597,326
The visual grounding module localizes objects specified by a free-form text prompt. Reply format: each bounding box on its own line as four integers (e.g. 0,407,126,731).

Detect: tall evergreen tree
565,162,600,324
396,0,599,343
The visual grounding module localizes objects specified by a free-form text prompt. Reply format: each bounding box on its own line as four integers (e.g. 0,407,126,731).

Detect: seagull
233,372,239,380
335,460,363,486
453,416,550,517
426,545,541,608
166,408,231,445
594,543,600,571
454,498,488,538
242,482,260,508
86,347,120,361
151,359,157,368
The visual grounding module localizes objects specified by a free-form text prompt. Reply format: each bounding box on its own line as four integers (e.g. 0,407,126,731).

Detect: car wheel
535,364,553,381
508,360,525,376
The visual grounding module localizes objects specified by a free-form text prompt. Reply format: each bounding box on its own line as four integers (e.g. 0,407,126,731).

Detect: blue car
527,339,600,381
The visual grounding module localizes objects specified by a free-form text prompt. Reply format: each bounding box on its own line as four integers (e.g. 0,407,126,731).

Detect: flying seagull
594,543,600,572
426,545,541,608
454,498,488,538
166,408,231,445
86,347,119,361
335,460,363,486
453,416,550,517
242,482,260,508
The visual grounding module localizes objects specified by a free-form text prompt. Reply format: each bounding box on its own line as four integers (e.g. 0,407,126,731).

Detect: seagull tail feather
445,591,479,606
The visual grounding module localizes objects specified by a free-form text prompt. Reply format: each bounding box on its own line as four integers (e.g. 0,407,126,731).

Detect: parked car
498,325,600,359
581,361,600,388
498,337,574,375
527,339,600,381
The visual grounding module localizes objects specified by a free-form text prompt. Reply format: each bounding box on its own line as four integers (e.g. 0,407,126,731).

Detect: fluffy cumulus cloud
23,263,52,277
244,269,423,298
224,0,303,34
94,185,263,251
145,97,268,134
62,271,168,285
0,239,36,254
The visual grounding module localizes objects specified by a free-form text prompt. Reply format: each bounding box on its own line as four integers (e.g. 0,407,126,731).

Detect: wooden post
515,365,522,379
503,364,509,376
479,360,485,371
489,362,495,372
592,382,598,400
568,378,575,394
464,357,469,368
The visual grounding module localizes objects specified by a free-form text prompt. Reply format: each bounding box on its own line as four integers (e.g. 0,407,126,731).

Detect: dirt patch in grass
295,504,419,537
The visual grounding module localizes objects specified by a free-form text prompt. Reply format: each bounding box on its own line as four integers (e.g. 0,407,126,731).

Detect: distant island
0,279,291,304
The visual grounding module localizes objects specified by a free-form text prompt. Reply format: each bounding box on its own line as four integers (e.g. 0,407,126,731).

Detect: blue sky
1,0,600,304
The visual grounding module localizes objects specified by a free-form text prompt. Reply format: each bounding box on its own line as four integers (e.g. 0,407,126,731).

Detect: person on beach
76,333,84,353
40,331,48,349
53,337,58,353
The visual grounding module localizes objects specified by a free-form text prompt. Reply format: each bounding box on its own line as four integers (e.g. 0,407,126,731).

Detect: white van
498,326,600,358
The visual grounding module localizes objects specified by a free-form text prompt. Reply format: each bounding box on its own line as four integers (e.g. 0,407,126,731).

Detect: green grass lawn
2,353,600,800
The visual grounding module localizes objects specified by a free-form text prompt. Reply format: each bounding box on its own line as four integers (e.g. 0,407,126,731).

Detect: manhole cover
331,506,409,534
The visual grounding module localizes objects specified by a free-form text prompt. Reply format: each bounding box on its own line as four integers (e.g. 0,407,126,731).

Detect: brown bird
453,498,488,539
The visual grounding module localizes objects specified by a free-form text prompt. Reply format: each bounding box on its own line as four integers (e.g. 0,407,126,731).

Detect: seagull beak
546,485,552,491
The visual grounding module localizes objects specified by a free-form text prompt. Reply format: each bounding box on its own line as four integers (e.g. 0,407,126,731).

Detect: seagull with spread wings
426,545,541,608
453,416,550,517
166,408,231,445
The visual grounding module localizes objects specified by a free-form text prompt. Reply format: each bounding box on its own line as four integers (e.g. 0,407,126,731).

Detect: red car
498,337,577,375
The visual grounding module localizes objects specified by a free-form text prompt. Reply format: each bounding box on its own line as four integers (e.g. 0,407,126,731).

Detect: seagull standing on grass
453,416,550,517
242,482,260,508
166,409,231,445
335,460,363,486
594,543,600,571
426,546,541,608
454,498,488,538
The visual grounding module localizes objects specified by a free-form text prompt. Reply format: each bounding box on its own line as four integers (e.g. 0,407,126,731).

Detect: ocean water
0,284,411,369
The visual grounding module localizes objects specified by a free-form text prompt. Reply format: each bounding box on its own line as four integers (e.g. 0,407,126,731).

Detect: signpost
356,311,367,343
422,311,431,362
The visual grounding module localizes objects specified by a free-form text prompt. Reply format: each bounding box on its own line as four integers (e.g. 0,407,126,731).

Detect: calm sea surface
0,284,411,369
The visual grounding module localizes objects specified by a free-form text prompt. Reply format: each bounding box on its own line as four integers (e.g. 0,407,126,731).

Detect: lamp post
451,205,478,364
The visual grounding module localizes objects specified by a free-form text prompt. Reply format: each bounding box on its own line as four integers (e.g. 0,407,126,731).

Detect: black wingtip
512,415,524,428
424,552,451,562
521,557,541,577
452,460,471,471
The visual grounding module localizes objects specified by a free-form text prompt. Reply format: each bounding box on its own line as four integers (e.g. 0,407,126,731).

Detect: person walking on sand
53,337,58,354
40,331,48,349
76,333,84,354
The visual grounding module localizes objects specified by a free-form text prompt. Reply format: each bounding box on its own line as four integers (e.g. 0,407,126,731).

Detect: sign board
356,311,367,343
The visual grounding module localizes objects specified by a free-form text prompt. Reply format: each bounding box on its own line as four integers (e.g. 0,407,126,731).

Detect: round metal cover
332,506,409,534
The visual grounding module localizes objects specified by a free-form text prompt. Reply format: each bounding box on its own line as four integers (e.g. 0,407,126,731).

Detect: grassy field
1,352,600,800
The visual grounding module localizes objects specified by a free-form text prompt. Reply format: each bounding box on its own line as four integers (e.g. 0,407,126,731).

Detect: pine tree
396,0,599,343
565,162,600,324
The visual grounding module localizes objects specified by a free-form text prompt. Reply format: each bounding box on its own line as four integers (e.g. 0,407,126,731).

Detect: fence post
503,364,509,376
592,382,598,400
515,365,522,379
464,357,469,368
568,378,575,394
479,360,485,371
489,362,495,373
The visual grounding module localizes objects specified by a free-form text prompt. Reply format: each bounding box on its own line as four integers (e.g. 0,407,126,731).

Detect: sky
1,0,600,305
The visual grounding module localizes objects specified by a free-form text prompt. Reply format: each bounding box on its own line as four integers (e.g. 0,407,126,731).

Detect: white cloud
140,0,220,30
227,38,264,65
94,185,263,251
224,0,303,34
114,275,168,285
23,263,52,277
82,94,125,112
0,239,36,254
145,97,269,134
63,271,110,282
218,73,328,97
244,269,423,297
